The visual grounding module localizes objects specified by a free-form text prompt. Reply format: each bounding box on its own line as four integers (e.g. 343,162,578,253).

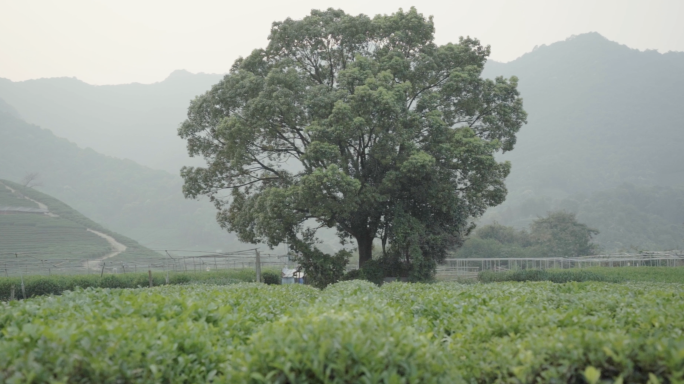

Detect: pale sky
1,0,682,85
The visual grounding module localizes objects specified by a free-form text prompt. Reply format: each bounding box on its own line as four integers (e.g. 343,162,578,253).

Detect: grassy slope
0,186,37,208
0,179,160,260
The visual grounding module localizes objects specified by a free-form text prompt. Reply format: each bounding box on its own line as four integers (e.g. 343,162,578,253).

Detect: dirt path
0,182,127,264
86,229,127,263
1,182,58,217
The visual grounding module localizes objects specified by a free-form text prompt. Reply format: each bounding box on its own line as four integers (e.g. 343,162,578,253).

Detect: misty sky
1,0,682,85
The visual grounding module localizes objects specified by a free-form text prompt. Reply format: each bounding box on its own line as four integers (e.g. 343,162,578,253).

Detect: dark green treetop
529,211,600,257
179,8,526,281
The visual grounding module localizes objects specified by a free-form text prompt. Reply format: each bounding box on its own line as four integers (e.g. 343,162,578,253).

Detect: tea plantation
1,279,683,383
0,179,160,261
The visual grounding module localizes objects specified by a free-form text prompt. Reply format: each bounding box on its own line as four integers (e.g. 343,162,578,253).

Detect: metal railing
435,251,684,280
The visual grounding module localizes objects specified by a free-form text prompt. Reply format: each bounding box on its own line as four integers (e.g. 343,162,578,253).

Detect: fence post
148,270,153,288
166,271,169,285
20,275,26,299
100,263,105,277
10,285,15,301
255,250,262,283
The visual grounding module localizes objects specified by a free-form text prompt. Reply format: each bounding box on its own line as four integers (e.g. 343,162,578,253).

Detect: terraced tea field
0,179,160,266
0,214,111,259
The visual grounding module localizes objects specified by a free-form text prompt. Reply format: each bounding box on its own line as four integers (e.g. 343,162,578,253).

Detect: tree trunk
357,234,374,268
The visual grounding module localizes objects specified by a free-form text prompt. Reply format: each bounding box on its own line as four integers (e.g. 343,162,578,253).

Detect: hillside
479,33,684,250
0,107,241,251
0,179,160,263
0,70,223,173
1,33,682,253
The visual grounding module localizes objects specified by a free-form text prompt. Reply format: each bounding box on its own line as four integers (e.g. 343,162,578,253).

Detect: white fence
435,251,684,281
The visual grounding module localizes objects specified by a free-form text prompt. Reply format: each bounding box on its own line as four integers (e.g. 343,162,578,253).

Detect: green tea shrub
479,268,621,283
0,269,281,301
24,278,61,298
228,310,457,383
99,274,128,289
261,271,280,285
2,278,684,383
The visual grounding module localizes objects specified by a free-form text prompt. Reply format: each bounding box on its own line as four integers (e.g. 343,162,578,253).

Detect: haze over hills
0,70,223,173
0,32,682,252
480,32,684,250
0,101,241,252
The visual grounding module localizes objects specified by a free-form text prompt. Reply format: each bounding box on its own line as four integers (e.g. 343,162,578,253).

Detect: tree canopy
179,8,526,282
456,211,600,259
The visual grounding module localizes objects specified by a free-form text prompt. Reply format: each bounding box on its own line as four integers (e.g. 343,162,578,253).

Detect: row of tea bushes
479,266,684,284
1,280,683,383
478,268,622,283
0,269,281,300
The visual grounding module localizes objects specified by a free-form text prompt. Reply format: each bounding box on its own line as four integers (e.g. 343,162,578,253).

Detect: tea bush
1,280,684,383
479,268,621,283
0,269,278,300
479,266,684,284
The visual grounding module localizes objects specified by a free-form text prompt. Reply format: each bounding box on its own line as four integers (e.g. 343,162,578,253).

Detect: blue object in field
296,278,304,284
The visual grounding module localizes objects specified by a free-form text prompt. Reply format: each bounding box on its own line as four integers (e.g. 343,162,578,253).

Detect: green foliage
179,8,526,281
529,211,600,257
2,280,684,382
295,247,350,289
0,269,275,300
232,302,455,383
340,268,363,281
578,266,684,284
261,271,280,285
479,266,684,284
456,211,598,258
479,268,619,283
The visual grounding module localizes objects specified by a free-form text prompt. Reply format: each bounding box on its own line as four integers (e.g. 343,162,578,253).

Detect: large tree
179,8,527,278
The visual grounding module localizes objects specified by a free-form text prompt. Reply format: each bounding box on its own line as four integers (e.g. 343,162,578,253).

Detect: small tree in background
179,8,526,285
22,172,41,188
529,211,600,257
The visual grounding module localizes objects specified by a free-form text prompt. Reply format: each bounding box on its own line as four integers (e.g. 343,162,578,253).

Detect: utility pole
255,249,262,283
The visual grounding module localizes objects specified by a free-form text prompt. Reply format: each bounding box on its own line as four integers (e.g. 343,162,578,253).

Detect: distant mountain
0,106,241,252
0,70,223,173
1,33,682,252
484,32,684,198
481,32,684,250
0,98,20,119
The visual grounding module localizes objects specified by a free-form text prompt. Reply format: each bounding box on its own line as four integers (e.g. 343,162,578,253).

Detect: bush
2,281,684,383
0,269,280,300
358,259,385,285
261,271,280,285
479,268,620,283
25,279,61,298
229,310,457,383
341,269,363,281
